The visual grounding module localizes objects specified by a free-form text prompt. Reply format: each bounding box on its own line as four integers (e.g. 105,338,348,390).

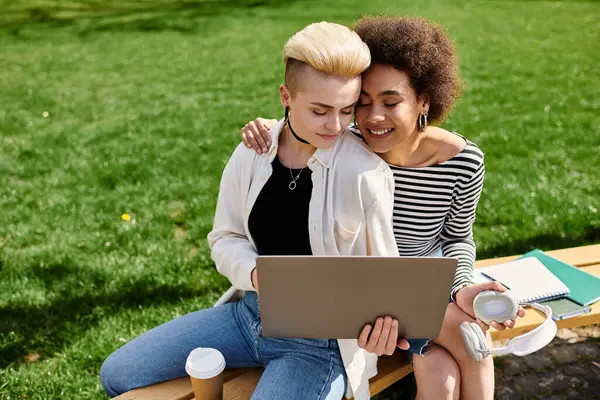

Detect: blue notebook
540,298,591,321
519,249,600,306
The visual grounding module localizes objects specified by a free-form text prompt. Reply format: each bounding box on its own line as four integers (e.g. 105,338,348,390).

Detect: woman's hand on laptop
240,118,278,154
357,317,410,356
455,282,525,331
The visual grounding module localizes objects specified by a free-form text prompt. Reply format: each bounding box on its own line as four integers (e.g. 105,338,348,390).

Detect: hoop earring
418,112,428,132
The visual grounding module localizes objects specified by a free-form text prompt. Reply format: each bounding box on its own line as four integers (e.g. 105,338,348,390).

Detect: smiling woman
239,14,528,400
353,15,463,167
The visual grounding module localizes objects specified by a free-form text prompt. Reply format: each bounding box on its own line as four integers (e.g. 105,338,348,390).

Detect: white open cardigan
207,119,399,399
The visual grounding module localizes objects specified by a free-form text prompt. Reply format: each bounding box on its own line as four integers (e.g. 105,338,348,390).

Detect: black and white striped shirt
388,138,485,299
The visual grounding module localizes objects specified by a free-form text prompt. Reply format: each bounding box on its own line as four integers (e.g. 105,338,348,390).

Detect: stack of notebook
476,249,600,320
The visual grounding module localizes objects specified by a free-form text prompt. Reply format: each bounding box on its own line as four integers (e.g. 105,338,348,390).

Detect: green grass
0,0,599,398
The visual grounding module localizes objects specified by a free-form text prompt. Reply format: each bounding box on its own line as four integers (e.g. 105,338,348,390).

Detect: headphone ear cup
460,322,488,363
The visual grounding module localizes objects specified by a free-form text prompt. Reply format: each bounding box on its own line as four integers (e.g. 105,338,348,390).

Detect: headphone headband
460,291,557,362
488,302,554,357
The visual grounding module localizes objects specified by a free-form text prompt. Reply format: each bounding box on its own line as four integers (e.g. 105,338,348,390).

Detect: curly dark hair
353,15,463,123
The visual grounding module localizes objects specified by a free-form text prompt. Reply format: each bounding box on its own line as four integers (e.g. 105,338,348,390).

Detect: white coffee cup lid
185,348,226,379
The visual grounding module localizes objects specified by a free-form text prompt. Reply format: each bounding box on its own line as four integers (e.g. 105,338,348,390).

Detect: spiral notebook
520,249,600,306
478,257,570,303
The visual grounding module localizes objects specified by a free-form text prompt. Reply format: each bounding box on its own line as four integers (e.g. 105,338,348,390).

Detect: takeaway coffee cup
185,347,226,400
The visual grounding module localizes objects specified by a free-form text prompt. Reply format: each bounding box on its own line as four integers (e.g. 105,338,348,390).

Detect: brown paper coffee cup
186,348,226,400
190,373,224,400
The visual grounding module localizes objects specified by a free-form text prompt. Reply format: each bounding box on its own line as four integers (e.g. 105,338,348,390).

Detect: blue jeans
100,292,346,399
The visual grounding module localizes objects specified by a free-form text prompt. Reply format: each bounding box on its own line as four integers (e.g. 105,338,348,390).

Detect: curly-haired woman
240,15,524,400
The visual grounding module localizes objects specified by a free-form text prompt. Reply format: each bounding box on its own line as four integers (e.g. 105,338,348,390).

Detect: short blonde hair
283,22,371,95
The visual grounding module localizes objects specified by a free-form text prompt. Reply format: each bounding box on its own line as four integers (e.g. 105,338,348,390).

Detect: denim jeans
100,292,346,399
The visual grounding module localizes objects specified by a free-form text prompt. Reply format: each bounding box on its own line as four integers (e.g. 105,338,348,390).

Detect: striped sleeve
442,149,485,301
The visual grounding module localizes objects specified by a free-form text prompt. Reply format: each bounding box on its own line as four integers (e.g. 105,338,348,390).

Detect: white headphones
459,290,557,362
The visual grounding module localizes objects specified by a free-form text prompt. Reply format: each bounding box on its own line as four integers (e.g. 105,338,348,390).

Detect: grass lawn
0,0,598,398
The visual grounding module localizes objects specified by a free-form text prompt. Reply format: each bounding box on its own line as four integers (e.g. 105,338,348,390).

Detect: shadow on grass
0,0,297,35
478,225,600,260
0,260,220,368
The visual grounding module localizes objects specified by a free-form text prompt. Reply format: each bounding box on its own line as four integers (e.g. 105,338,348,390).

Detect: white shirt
207,119,399,399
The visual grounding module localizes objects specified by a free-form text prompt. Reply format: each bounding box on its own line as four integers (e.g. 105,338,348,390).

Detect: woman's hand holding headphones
455,282,525,332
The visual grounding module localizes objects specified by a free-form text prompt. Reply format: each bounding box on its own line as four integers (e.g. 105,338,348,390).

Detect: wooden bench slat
582,264,600,276
219,369,264,400
114,369,252,400
474,244,600,268
118,244,600,400
365,352,412,397
114,376,193,400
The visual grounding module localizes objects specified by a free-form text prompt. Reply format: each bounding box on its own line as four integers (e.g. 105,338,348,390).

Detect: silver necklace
288,167,304,190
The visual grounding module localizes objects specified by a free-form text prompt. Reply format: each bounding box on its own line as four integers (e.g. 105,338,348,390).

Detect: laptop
256,256,458,339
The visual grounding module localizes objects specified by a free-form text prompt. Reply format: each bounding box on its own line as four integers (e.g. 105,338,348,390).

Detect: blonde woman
100,22,400,400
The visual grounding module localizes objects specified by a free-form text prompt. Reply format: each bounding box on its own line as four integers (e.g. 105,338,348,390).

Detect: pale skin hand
454,281,526,332
251,268,259,293
357,317,410,356
241,118,278,154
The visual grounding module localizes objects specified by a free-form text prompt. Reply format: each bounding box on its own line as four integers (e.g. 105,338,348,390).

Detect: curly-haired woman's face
355,64,427,156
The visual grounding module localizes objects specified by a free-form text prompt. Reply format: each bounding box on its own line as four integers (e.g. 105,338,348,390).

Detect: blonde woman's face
281,69,361,149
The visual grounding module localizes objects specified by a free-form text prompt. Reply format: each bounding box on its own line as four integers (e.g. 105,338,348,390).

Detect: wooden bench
115,244,600,400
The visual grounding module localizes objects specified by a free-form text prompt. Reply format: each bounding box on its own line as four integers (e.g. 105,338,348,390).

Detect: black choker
287,119,309,144
286,114,309,144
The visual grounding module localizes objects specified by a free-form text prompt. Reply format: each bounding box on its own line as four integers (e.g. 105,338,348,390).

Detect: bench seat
115,244,600,400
